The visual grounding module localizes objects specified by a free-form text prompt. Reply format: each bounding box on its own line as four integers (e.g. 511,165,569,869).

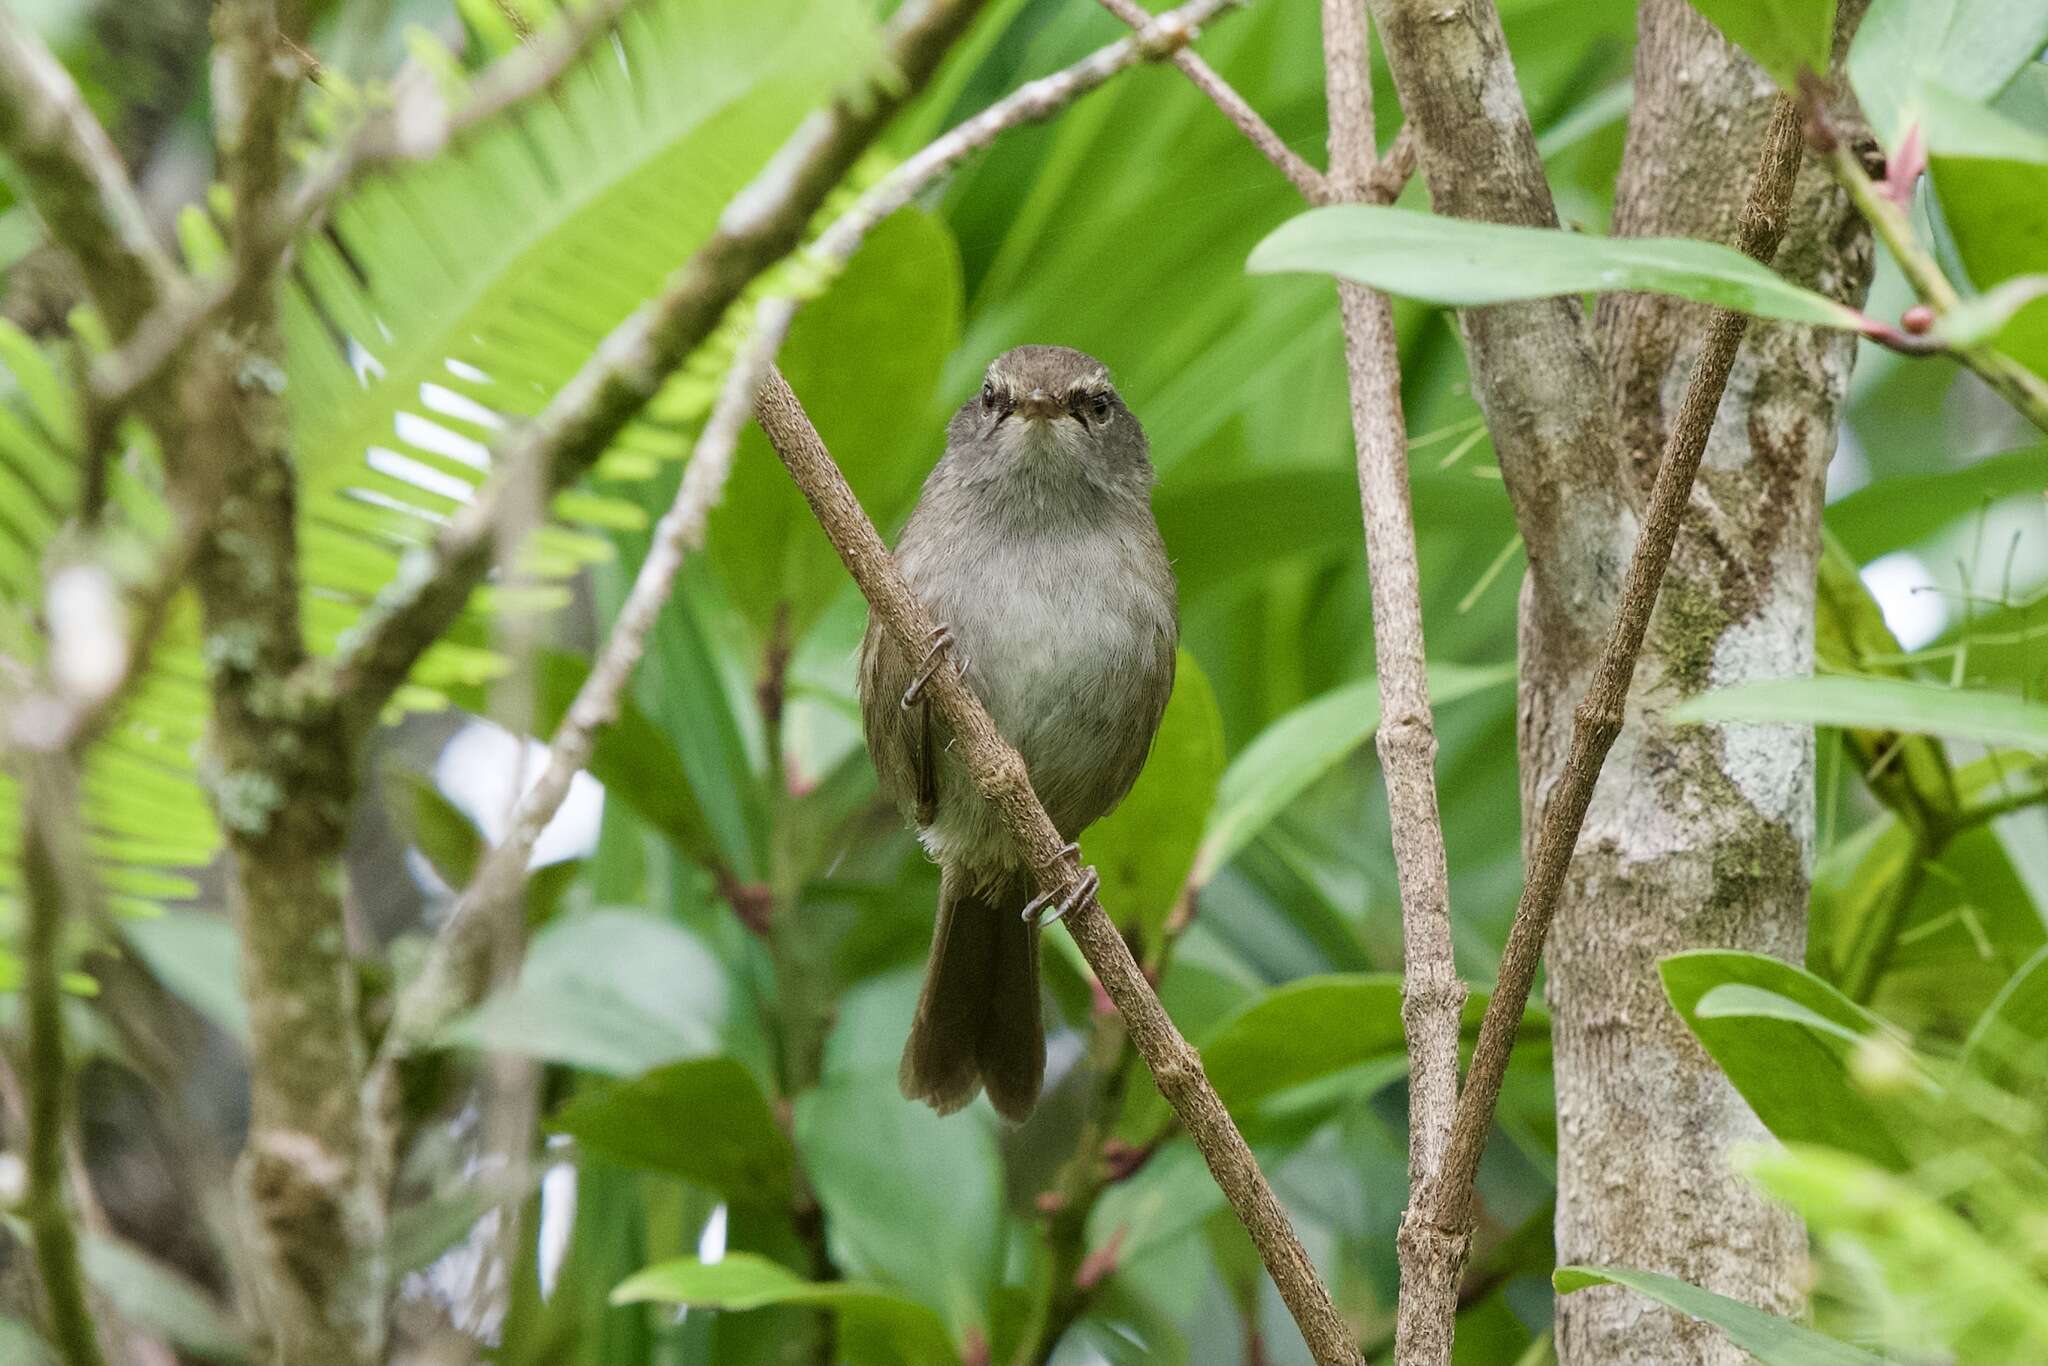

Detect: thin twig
1412,96,1808,1275
85,0,639,437
1095,0,1419,205
19,758,110,1366
752,368,1362,1366
324,0,993,740
1318,2,1464,1363
1095,0,1326,199
1368,123,1416,202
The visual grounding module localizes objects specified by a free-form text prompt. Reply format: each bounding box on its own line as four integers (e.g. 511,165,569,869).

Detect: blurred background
1,0,2044,1363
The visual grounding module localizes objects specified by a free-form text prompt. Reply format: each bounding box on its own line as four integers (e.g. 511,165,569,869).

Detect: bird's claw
1022,844,1093,926
901,624,967,710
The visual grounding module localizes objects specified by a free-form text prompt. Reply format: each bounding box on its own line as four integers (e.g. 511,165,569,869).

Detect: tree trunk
1536,5,1874,1361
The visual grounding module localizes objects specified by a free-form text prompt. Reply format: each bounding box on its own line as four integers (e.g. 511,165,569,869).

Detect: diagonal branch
357,0,1248,1191
1405,95,1808,1344
1095,0,1418,205
1095,0,1327,199
361,0,1253,1270
0,5,178,334
752,367,1363,1366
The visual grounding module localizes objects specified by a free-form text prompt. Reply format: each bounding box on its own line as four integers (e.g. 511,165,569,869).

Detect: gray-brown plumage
859,345,1178,1122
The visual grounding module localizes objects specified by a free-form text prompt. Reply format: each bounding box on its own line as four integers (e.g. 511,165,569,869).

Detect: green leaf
1744,1145,2048,1359
0,334,219,929
1087,650,1224,941
1823,444,2048,562
82,1234,250,1363
1960,943,2048,1092
1850,0,2048,148
550,1057,792,1203
1660,950,1921,1167
384,770,483,889
439,909,726,1074
1120,972,1538,1140
1086,1140,1225,1268
1247,206,1864,329
613,1253,960,1366
1921,88,2048,380
1674,675,2048,751
119,910,248,1046
793,1072,1003,1337
1933,274,2048,350
1153,465,1516,600
712,208,961,636
1553,1265,1887,1366
1193,663,1512,885
1216,974,1545,1110
1684,0,1836,89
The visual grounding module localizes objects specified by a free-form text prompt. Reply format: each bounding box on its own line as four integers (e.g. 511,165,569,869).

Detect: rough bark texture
1367,0,1629,648
1540,6,1874,1362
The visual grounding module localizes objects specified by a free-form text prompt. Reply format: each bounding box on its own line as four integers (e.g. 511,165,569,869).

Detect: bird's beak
1015,388,1064,422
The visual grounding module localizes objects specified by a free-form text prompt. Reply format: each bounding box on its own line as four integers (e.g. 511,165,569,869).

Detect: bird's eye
981,382,997,410
1089,392,1112,420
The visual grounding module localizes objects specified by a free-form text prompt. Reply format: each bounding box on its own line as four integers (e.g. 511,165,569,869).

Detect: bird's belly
917,535,1169,853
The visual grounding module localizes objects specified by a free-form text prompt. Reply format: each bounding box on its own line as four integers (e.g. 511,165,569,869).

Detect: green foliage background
0,0,2046,1362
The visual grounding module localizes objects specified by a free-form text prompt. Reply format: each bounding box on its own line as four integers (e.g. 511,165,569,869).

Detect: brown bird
859,345,1179,1121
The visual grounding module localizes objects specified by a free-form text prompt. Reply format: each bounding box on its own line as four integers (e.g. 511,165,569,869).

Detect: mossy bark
1534,5,1875,1362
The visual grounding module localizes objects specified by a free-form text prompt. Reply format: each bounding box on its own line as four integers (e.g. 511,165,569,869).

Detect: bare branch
87,0,639,442
325,0,1241,740
0,5,177,334
18,757,110,1366
1368,0,1628,625
753,366,1360,1366
1096,0,1326,199
1413,94,1808,1284
1317,3,1466,1362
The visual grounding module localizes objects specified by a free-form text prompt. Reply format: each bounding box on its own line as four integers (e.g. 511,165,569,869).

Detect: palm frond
0,0,875,928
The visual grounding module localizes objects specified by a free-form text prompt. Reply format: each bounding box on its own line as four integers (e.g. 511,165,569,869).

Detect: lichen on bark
1538,4,1876,1363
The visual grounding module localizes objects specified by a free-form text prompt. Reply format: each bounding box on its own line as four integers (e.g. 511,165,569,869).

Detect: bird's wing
858,613,934,826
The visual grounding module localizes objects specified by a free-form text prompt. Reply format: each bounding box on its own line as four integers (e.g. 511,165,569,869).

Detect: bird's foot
1022,844,1095,927
901,623,968,710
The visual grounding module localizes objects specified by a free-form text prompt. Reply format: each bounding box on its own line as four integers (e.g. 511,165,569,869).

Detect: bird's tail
899,868,1044,1122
